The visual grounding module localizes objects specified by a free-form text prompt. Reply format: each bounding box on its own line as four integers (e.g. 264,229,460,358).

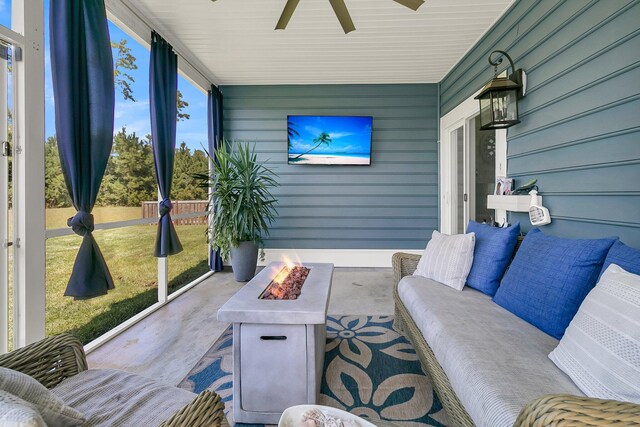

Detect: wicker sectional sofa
0,334,227,427
392,252,640,427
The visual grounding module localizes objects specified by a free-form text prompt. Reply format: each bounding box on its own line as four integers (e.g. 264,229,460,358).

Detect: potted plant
196,140,278,281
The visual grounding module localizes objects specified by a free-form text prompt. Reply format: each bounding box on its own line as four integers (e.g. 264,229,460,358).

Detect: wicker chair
392,251,640,427
0,334,228,427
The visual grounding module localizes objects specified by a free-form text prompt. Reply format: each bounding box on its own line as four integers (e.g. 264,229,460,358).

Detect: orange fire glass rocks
260,266,310,300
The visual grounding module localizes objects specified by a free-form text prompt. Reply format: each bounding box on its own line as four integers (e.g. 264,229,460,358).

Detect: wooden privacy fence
142,200,209,225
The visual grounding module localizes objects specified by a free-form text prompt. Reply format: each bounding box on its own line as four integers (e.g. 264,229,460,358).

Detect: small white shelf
487,195,537,213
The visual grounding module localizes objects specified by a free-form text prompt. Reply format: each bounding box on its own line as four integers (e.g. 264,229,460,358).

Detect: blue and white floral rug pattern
178,316,447,427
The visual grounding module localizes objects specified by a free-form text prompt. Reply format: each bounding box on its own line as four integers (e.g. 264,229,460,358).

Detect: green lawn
46,206,142,229
9,206,143,231
43,208,210,345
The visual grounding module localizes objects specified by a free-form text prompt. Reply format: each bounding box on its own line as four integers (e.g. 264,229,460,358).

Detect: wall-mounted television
287,115,372,165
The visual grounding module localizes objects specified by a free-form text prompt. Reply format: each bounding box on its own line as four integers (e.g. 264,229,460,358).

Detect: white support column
158,258,168,303
12,0,46,348
157,189,168,303
0,43,9,353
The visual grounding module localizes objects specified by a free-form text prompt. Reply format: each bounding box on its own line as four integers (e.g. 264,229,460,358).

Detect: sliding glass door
440,94,506,235
446,116,496,233
469,115,496,225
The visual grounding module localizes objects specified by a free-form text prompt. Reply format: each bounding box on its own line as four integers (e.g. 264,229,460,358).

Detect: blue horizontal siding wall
440,0,640,247
221,84,439,249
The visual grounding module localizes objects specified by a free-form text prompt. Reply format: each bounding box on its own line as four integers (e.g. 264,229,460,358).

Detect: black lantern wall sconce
475,50,527,130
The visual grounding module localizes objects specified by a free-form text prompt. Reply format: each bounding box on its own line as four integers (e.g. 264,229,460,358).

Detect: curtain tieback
159,199,173,216
67,211,95,236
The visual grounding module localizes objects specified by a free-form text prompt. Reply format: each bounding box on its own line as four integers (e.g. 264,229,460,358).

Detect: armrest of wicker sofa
0,333,87,389
392,252,421,287
515,394,640,426
160,390,228,427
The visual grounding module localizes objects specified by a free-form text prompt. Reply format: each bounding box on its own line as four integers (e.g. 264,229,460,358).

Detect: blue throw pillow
466,221,520,296
600,240,640,277
493,228,617,339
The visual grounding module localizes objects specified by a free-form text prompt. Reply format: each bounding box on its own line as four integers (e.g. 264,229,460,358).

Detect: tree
112,39,138,102
44,35,197,208
97,128,156,206
294,132,332,159
176,90,190,122
111,38,190,121
287,121,299,150
44,136,71,208
172,142,207,200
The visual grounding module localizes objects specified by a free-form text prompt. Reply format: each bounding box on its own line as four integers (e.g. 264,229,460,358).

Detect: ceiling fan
275,0,425,34
211,0,425,34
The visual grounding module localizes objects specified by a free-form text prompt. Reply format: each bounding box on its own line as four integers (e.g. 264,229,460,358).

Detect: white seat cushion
398,275,583,427
53,369,197,427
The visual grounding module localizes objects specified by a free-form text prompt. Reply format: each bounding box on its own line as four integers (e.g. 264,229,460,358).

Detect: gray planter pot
230,241,259,282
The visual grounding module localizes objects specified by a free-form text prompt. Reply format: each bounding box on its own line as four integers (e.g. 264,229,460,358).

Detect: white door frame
440,92,507,234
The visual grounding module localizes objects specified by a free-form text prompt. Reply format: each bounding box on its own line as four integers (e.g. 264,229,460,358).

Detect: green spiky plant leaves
195,140,278,261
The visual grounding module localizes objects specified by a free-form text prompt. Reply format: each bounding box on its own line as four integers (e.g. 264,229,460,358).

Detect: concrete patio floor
87,267,394,386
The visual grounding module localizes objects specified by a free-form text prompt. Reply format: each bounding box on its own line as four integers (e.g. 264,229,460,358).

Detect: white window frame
0,0,47,351
439,91,508,235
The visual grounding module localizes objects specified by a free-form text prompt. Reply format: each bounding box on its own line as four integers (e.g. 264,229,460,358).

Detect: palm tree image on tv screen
287,116,372,165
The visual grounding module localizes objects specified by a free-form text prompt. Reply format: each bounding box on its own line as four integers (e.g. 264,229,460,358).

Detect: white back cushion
0,367,84,426
549,264,640,404
0,390,46,427
414,230,475,290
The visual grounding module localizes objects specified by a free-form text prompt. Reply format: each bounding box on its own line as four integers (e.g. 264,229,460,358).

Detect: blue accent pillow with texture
600,240,640,278
466,221,520,296
493,228,617,339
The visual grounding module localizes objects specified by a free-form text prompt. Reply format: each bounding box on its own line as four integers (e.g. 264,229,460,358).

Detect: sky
288,115,372,155
1,0,208,151
0,0,8,27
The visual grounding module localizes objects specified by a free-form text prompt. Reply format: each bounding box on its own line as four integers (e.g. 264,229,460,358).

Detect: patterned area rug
178,316,447,426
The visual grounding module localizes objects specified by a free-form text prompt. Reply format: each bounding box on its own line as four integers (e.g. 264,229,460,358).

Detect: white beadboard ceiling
127,0,514,85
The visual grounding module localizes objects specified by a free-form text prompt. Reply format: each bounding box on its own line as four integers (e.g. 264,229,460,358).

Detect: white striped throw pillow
549,264,640,404
414,230,475,290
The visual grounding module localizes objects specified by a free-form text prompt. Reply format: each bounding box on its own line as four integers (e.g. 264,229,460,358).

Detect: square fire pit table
217,262,334,424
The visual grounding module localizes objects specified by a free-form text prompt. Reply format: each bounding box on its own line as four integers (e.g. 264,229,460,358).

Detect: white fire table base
217,262,334,424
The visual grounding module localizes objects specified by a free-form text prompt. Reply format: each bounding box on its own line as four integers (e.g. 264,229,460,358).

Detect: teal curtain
150,31,182,257
208,85,224,271
50,0,115,299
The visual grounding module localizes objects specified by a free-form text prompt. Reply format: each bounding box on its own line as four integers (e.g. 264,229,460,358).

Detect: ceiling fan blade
275,0,301,30
392,0,425,11
328,0,356,34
